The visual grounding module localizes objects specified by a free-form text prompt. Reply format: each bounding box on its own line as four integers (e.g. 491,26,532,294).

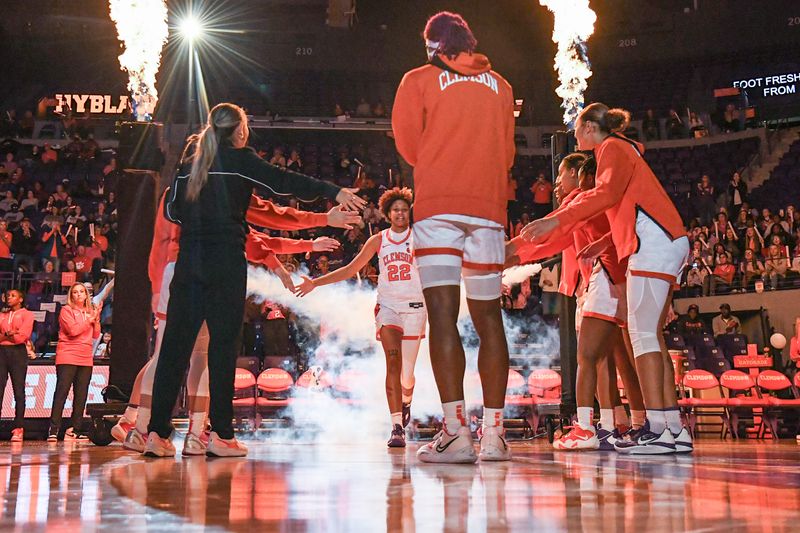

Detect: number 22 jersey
377,227,424,308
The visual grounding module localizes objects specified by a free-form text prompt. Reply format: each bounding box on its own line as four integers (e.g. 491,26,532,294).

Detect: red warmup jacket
512,188,628,296
148,191,326,306
554,134,686,265
0,308,35,346
392,52,515,225
56,305,100,366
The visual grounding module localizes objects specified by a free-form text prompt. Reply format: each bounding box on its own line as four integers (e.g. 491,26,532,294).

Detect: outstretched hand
335,187,367,212
312,236,340,252
327,204,362,230
275,265,296,292
519,216,560,242
294,276,316,297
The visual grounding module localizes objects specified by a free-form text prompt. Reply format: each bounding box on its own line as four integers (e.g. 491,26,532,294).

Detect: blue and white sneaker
672,427,693,454
387,424,406,448
614,422,676,455
402,403,412,428
596,424,620,451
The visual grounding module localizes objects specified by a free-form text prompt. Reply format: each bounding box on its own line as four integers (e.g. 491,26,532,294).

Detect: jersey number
387,264,411,282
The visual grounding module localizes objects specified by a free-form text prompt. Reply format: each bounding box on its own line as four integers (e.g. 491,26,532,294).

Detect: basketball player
112,189,358,456
392,11,516,463
508,156,646,451
522,104,692,454
296,188,426,448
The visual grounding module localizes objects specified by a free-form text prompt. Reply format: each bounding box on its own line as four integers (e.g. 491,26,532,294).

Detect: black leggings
0,345,29,428
49,364,93,435
149,243,247,440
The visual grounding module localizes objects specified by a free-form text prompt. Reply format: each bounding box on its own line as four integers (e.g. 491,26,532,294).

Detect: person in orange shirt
0,289,35,442
522,103,692,455
531,173,554,220
0,221,12,270
48,283,101,441
392,11,515,463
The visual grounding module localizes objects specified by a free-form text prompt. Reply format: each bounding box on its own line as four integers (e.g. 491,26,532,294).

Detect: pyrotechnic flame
109,0,169,121
539,0,597,127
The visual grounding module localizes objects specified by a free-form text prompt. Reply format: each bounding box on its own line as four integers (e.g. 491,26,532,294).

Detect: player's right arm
295,233,382,297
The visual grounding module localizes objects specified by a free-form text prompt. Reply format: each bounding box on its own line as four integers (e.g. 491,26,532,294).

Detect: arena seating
678,369,731,438
749,137,800,212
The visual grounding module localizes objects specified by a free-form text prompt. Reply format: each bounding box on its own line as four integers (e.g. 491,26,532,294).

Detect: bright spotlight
179,16,203,42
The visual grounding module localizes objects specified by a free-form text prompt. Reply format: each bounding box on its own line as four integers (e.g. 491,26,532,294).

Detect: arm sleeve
238,149,340,203
514,229,575,265
244,231,282,270
59,308,91,337
391,73,423,166
247,229,314,255
245,195,328,230
556,141,635,227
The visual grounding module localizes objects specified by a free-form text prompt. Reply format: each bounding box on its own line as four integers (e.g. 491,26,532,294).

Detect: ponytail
580,103,631,134
184,103,247,202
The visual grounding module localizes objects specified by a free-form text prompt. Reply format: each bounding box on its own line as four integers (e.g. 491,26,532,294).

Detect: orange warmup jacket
554,134,685,266
392,52,516,225
148,191,325,309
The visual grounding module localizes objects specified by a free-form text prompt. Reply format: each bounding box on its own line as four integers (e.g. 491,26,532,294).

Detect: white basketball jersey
377,227,424,307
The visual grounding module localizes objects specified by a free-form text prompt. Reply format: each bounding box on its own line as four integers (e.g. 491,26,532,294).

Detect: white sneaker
479,426,512,461
182,432,208,456
143,432,176,458
206,432,248,458
64,428,89,442
111,417,135,443
672,427,694,454
123,428,146,453
417,426,477,464
615,425,676,455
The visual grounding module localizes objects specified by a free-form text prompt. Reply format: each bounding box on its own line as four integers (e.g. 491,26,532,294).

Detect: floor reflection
0,440,798,531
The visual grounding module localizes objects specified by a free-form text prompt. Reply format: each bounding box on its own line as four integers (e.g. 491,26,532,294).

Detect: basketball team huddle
109,11,694,461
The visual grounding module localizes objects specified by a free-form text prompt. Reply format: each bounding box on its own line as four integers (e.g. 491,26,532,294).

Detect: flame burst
539,0,597,127
109,0,169,121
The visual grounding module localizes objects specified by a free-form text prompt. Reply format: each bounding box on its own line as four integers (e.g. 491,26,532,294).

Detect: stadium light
178,16,204,42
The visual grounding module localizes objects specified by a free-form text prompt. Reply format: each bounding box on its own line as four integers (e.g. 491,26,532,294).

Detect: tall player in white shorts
297,188,427,448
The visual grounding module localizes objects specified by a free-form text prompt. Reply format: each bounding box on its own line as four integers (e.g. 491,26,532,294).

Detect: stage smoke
502,264,543,287
246,266,559,443
539,0,597,127
109,0,169,121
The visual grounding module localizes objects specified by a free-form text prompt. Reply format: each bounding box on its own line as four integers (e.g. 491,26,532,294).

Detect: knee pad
462,269,502,301
627,275,670,358
417,265,462,290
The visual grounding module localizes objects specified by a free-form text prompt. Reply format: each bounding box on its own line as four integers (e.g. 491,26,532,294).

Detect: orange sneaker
553,425,599,451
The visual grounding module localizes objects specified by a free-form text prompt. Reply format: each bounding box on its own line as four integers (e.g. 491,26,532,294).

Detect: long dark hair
424,12,477,59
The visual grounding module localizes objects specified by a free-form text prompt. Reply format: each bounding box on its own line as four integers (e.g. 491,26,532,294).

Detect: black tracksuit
148,144,340,439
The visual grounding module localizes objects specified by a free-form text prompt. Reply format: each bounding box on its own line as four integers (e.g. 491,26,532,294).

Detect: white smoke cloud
502,263,543,287
246,266,559,443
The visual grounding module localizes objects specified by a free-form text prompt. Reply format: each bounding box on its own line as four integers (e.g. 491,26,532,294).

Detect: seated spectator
684,261,707,294
19,190,39,212
530,173,553,220
3,204,23,228
739,248,765,290
722,228,740,258
286,149,303,172
689,112,707,137
703,252,735,295
269,147,286,168
0,191,16,212
30,260,57,295
41,143,58,165
72,246,94,278
712,303,741,337
65,205,87,226
764,244,790,290
667,108,685,139
677,304,709,337
742,226,763,256
720,104,740,133
372,102,386,117
355,98,372,117
641,109,659,141
2,153,18,175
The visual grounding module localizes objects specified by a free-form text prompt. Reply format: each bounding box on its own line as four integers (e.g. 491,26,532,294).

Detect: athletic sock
391,412,403,427
188,411,207,437
576,407,594,430
123,406,138,424
614,405,630,428
647,409,667,434
483,407,504,429
664,407,683,434
599,409,615,430
631,409,646,429
401,385,414,405
135,407,151,435
442,400,467,434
